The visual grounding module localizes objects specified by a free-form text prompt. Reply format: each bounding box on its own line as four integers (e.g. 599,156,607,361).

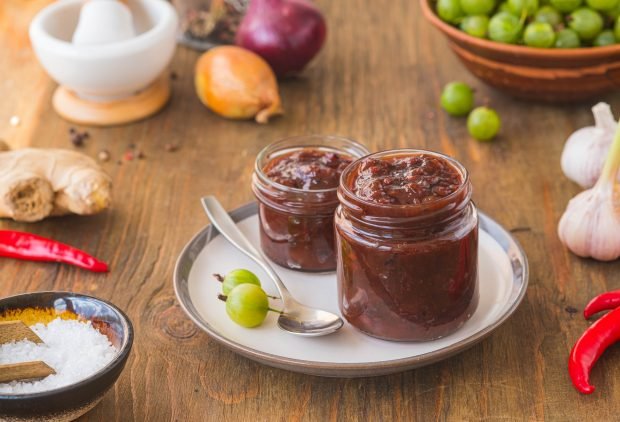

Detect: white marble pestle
72,0,136,45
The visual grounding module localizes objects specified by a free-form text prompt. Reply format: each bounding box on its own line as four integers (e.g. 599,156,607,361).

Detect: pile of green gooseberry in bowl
436,0,620,47
419,0,620,102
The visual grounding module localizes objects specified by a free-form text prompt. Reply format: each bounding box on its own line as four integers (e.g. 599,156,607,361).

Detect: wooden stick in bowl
0,320,44,344
0,361,55,383
0,320,56,383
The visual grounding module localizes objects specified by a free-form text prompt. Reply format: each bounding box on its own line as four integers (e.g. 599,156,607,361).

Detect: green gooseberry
460,15,491,37
467,107,501,141
607,2,620,18
460,0,497,15
523,22,557,47
215,269,262,295
614,15,620,39
534,5,563,25
555,28,582,47
586,0,619,11
550,0,583,12
594,29,617,45
509,0,540,16
488,12,523,43
225,284,271,328
498,1,516,12
569,8,604,41
437,0,465,23
441,82,475,116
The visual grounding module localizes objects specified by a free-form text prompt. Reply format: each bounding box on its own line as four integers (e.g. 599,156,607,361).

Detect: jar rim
339,148,470,211
254,134,370,195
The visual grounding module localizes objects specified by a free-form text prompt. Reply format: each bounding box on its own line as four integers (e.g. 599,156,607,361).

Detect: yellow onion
194,46,283,123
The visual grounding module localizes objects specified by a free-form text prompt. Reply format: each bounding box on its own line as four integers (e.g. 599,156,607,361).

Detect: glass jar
172,0,247,50
252,135,369,272
335,149,479,341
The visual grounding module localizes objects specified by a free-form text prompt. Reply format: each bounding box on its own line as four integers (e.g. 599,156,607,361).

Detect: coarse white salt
0,318,118,394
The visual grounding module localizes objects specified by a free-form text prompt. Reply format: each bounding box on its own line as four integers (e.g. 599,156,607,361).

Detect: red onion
235,0,327,78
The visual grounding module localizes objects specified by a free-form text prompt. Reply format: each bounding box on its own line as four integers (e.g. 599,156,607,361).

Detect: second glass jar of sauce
335,149,479,341
252,135,369,272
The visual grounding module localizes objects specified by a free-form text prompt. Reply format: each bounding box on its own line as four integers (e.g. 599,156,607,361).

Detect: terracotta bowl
420,0,620,102
0,292,133,422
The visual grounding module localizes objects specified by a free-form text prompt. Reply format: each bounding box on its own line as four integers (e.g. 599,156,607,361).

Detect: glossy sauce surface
351,154,462,205
264,149,353,190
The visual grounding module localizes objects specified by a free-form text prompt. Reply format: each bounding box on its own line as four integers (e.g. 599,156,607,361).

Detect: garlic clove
561,127,611,188
560,102,616,189
593,102,618,133
558,188,620,261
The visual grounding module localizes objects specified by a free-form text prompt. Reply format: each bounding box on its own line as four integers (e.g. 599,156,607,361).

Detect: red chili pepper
0,230,108,273
569,305,620,394
583,289,620,319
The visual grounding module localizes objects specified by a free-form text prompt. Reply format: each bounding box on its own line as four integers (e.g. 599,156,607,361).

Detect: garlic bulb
558,117,620,261
561,102,617,188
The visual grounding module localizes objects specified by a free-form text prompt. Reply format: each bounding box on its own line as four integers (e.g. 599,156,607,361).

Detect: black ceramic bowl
0,291,133,422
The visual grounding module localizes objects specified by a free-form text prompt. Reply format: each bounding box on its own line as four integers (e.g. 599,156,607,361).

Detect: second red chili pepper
0,230,108,273
569,305,620,394
583,289,620,319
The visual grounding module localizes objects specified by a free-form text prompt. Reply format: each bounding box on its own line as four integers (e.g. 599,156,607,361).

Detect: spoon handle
201,196,293,302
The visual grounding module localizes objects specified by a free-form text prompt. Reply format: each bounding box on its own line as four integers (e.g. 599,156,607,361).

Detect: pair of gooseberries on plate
215,269,280,328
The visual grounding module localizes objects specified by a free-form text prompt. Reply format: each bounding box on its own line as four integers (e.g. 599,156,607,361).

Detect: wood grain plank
1,0,620,421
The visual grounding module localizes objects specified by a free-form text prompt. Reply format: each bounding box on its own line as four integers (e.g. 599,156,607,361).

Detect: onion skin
194,46,283,123
235,0,327,78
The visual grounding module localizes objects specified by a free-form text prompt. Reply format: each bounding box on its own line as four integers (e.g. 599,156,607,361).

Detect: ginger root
0,148,112,222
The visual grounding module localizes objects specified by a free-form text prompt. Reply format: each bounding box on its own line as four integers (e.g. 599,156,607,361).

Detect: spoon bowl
201,196,344,337
277,302,344,336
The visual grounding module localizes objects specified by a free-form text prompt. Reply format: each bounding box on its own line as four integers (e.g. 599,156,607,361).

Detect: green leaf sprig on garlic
558,115,620,261
561,102,617,189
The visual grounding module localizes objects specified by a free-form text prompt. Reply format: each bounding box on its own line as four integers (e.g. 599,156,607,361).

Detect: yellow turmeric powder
0,307,79,326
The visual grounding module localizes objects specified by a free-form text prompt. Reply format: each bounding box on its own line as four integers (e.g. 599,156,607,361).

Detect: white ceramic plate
174,203,528,377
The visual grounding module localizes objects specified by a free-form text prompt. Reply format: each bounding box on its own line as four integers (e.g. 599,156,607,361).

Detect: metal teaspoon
201,196,344,337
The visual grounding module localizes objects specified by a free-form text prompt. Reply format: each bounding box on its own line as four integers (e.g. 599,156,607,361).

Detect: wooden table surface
2,0,620,420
